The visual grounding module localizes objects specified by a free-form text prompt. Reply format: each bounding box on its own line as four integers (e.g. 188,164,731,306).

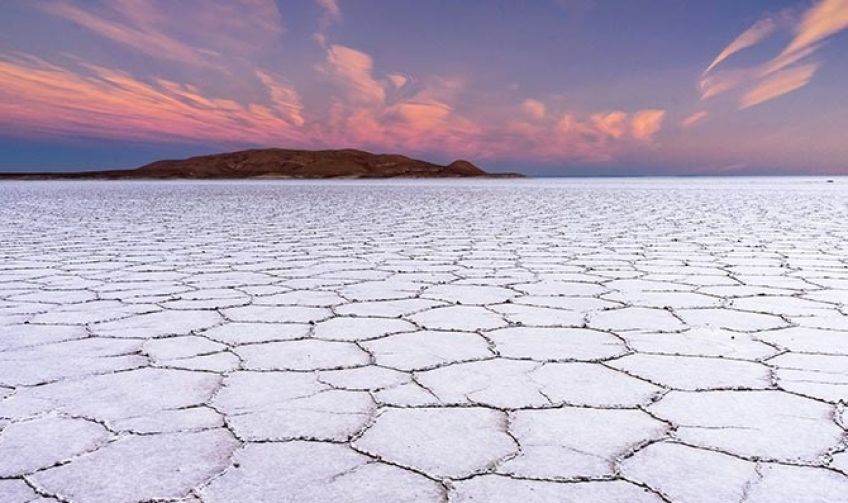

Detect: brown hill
2,149,523,179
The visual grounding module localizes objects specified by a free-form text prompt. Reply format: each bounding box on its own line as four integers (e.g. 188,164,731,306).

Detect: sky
1,0,847,176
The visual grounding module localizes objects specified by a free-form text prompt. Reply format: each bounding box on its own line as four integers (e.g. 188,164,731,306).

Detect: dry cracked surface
1,179,848,503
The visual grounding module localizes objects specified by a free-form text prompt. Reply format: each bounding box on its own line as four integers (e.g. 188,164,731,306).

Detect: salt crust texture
1,179,847,502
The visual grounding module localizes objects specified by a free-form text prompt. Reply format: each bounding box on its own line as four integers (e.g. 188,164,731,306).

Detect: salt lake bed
1,178,847,502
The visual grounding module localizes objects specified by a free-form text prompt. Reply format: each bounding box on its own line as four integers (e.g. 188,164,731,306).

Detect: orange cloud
592,112,628,139
740,63,819,109
781,0,848,58
631,110,666,141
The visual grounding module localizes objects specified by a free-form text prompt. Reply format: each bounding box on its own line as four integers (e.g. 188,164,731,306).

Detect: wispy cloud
255,70,305,126
740,63,819,109
38,0,283,67
699,0,848,109
782,0,848,57
0,55,303,144
681,111,708,128
704,18,778,75
316,0,342,26
39,1,207,66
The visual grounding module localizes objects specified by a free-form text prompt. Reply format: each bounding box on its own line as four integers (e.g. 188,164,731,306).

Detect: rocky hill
3,149,523,179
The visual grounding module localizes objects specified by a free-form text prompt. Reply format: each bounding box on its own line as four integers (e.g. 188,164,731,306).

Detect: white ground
1,178,848,503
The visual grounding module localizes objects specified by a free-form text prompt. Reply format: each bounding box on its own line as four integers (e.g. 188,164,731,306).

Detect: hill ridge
1,148,523,179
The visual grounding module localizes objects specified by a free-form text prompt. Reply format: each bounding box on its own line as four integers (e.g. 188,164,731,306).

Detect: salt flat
1,178,847,503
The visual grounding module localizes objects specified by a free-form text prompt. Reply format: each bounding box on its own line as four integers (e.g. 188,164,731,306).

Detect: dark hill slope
2,149,523,179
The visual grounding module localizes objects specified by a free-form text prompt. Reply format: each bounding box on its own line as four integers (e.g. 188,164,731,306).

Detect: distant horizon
1,145,845,178
0,147,848,178
1,0,847,175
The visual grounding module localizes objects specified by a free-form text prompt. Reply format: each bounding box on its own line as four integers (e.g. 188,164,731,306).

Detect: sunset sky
1,0,847,175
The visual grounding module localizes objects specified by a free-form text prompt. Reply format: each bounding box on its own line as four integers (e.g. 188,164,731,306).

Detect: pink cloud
388,74,409,89
313,44,482,154
0,37,666,166
681,111,708,128
312,44,668,162
392,102,452,130
494,107,666,163
255,70,305,127
521,99,546,120
321,45,386,104
0,55,303,144
0,2,673,167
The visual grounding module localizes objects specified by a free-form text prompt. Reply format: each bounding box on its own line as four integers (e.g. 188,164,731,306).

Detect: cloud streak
699,0,848,109
782,0,848,57
39,1,207,66
681,111,708,128
39,0,283,67
0,55,303,144
740,63,819,109
704,18,777,75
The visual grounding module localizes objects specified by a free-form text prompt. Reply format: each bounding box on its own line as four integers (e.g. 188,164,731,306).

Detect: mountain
2,149,523,179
